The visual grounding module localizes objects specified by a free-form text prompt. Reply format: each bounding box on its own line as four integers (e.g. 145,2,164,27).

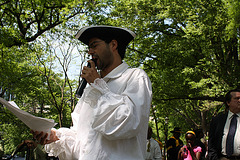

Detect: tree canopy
1,0,240,154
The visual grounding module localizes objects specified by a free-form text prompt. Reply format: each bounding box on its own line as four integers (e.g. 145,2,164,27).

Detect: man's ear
226,101,230,106
110,39,118,50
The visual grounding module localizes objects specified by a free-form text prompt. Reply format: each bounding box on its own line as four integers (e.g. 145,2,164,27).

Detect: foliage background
1,0,239,156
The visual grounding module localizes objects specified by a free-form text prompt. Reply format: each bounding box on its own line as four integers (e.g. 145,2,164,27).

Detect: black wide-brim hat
75,25,136,46
170,127,182,133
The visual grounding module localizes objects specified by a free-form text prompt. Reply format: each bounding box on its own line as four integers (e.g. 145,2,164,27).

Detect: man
145,126,162,160
9,140,51,160
166,127,183,160
208,89,240,160
32,25,152,160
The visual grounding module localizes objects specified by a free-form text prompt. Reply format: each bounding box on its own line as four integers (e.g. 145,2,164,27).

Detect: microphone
75,59,97,98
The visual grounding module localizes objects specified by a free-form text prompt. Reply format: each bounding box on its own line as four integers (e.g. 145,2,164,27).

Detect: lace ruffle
82,78,110,107
45,128,76,157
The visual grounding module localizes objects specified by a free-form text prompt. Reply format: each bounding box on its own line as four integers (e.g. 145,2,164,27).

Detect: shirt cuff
83,78,110,107
44,128,74,157
45,132,64,157
90,78,110,94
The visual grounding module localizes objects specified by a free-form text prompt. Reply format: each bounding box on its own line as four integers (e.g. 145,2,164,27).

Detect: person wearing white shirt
208,89,240,160
31,25,152,160
145,126,162,160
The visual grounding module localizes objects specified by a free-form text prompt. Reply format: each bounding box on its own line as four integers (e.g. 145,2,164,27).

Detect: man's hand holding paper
31,129,59,145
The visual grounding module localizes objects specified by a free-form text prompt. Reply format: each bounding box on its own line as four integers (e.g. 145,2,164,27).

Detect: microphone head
75,59,97,98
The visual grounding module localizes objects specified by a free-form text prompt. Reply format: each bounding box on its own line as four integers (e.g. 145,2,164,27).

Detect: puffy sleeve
44,127,79,159
86,70,152,140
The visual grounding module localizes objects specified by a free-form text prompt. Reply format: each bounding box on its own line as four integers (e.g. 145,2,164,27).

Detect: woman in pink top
178,131,202,160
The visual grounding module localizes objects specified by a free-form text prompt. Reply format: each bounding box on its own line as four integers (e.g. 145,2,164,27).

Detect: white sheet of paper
8,101,20,109
0,97,57,139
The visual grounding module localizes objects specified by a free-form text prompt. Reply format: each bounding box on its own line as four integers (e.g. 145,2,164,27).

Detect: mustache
91,54,99,58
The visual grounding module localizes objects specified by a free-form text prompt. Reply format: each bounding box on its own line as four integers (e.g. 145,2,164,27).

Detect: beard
97,46,113,71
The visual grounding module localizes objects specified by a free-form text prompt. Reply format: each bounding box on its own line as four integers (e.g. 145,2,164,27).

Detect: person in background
167,127,184,160
9,140,48,160
0,136,3,160
178,131,202,160
31,25,152,160
155,139,164,154
194,129,206,160
208,89,240,160
145,126,162,160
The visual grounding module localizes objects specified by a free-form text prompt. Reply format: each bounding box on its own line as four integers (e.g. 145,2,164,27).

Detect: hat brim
170,131,182,133
75,25,136,46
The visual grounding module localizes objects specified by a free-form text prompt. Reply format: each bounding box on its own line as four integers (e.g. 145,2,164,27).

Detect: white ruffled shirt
45,62,152,160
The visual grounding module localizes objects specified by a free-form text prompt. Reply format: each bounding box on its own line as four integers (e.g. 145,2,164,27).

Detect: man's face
174,132,181,139
227,92,240,113
88,38,114,71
